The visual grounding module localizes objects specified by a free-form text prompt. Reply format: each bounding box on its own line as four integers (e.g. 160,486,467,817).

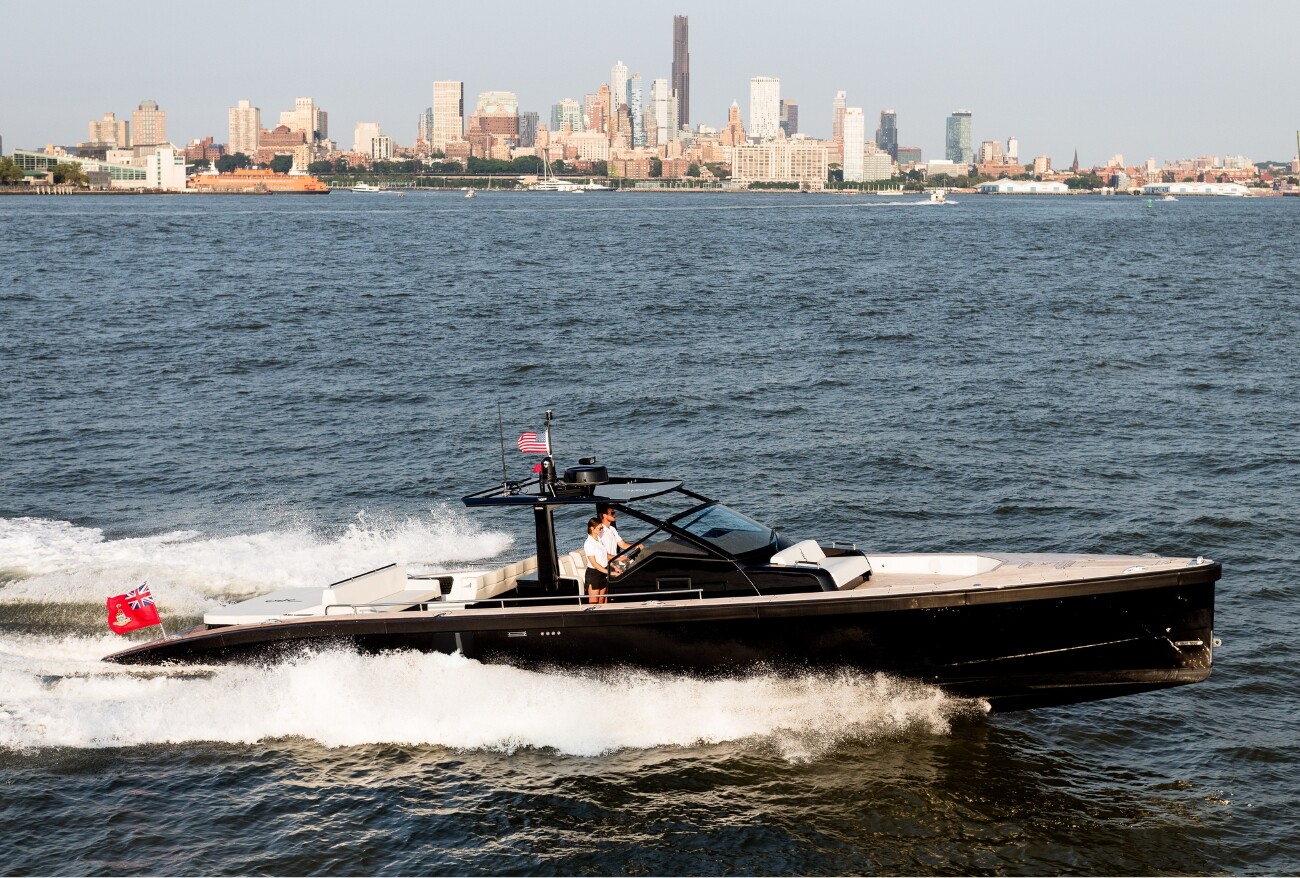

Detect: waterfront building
831,91,846,155
629,74,645,147
132,100,166,147
945,110,972,164
876,110,898,160
1006,136,1019,163
88,112,129,148
779,100,798,137
13,146,184,190
749,77,780,141
1141,181,1249,196
978,179,1068,194
842,108,865,182
731,138,828,188
672,15,689,128
279,97,327,142
228,100,260,155
926,159,967,180
431,81,465,150
862,149,893,182
896,145,922,165
551,98,584,132
518,112,539,148
1033,155,1052,175
353,122,381,154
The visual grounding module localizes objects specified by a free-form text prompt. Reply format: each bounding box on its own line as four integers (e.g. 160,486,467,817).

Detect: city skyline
3,0,1299,164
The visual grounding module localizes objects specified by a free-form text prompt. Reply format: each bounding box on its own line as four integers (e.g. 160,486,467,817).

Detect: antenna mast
498,402,508,492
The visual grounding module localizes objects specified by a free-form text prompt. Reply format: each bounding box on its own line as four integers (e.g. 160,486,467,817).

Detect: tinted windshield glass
675,504,775,556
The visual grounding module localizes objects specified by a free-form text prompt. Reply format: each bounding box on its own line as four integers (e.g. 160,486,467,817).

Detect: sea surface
1,190,1297,876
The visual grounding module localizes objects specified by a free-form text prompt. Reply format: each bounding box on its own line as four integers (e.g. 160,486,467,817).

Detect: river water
1,191,1297,875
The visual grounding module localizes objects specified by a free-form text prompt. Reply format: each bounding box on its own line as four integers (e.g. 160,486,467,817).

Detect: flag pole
498,401,509,493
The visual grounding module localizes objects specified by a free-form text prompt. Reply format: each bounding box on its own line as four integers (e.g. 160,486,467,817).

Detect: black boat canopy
464,477,693,508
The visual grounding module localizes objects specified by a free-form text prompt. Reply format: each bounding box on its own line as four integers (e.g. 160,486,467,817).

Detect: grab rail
321,587,706,615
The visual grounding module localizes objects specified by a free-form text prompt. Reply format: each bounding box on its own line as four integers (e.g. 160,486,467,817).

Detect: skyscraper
945,110,972,164
831,91,847,153
672,15,689,129
629,73,645,147
132,99,166,147
418,107,433,144
749,76,780,141
227,100,260,155
518,112,539,147
432,81,465,149
779,100,798,136
876,110,898,160
842,107,865,182
611,61,629,110
551,98,584,132
650,78,677,144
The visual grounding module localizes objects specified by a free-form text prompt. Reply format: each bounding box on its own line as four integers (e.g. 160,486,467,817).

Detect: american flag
517,431,550,454
125,583,154,610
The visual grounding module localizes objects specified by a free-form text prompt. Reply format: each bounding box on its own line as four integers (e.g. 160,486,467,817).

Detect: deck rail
320,587,706,616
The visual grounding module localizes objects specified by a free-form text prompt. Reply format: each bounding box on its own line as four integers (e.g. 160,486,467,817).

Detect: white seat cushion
819,555,872,588
770,539,826,566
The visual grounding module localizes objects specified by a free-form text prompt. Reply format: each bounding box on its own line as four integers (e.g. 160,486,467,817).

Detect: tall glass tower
672,15,689,129
876,110,898,160
945,110,973,164
629,73,645,147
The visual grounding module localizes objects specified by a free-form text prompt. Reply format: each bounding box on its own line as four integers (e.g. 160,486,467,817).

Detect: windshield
674,503,776,556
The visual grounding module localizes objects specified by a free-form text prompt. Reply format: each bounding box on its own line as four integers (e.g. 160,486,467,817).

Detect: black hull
105,565,1217,711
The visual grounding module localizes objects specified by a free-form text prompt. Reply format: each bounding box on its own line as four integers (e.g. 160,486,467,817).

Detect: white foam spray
0,509,512,614
0,633,982,759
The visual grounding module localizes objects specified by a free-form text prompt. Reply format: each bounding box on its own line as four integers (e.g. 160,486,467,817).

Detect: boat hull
104,564,1217,711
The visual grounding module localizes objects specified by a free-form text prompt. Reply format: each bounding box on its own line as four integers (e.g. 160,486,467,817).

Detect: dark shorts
585,568,608,590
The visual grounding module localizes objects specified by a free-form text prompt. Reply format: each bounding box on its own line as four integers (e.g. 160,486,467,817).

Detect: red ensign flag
107,583,162,634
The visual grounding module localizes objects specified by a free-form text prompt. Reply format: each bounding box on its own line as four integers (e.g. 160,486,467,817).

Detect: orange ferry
188,169,330,194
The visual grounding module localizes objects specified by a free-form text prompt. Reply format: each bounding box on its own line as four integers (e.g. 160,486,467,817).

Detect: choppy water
2,191,1297,875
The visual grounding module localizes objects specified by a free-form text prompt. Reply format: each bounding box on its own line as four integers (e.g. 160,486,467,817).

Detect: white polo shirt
584,534,609,570
600,523,622,556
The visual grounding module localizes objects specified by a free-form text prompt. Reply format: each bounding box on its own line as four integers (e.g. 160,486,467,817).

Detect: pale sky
3,0,1298,165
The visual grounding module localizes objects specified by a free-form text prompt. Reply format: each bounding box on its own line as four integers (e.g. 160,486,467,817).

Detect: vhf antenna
498,402,509,493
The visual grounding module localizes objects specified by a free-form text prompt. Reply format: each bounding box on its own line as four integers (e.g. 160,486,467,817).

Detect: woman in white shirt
583,516,610,604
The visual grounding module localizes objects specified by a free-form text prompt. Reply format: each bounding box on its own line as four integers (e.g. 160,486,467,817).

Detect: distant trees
649,157,662,178
0,156,23,184
215,152,252,173
307,160,334,175
1064,173,1104,190
51,162,88,185
685,163,700,178
269,155,293,174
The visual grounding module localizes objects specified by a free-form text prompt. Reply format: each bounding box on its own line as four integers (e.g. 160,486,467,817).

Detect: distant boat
464,188,476,199
1161,195,1178,202
529,156,581,192
351,182,382,192
929,190,947,204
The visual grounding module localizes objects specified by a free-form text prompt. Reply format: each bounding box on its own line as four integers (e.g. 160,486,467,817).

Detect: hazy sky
4,0,1298,164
